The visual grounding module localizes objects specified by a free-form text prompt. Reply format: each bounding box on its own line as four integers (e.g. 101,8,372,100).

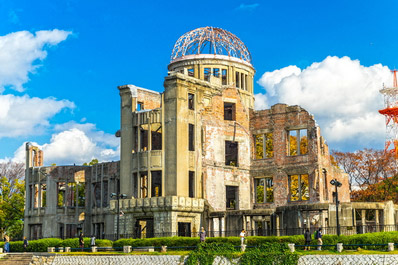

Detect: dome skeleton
170,27,252,64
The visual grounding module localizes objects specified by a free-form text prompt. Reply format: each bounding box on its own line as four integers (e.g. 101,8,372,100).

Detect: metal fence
25,224,398,241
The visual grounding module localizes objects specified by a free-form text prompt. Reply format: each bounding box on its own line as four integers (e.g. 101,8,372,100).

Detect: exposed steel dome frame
170,27,252,64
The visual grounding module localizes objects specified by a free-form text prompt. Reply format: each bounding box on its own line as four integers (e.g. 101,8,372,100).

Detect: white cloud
10,125,120,165
255,56,392,150
0,94,75,138
0,29,71,92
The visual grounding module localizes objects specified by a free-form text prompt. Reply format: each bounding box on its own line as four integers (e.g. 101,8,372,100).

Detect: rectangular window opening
288,129,308,156
289,174,309,201
188,68,194,77
151,171,162,197
189,171,195,198
188,93,195,110
151,124,162,150
226,185,238,210
204,68,211,82
213,68,220,78
140,127,148,151
137,102,144,111
224,102,236,121
189,124,195,151
255,178,274,203
140,173,148,198
222,69,227,85
225,141,238,167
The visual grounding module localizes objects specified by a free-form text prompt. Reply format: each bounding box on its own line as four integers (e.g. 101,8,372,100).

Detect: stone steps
0,253,33,265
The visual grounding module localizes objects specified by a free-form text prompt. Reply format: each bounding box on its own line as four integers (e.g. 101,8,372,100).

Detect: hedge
1,231,398,252
0,238,112,252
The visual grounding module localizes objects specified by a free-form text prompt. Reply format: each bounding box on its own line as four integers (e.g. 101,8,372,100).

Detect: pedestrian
23,236,29,252
199,227,206,243
240,229,246,246
4,235,10,253
90,236,96,248
304,229,311,251
79,232,84,251
315,228,323,250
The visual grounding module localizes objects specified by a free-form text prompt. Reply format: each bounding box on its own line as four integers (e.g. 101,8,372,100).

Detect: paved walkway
51,255,186,265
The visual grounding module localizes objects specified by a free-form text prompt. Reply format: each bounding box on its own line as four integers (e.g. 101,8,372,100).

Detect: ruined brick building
24,27,398,239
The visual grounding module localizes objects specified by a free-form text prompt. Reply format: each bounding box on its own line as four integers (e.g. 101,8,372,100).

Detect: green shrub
186,242,236,265
241,243,299,265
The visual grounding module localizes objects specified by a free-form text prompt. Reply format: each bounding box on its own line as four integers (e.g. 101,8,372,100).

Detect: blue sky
0,0,397,165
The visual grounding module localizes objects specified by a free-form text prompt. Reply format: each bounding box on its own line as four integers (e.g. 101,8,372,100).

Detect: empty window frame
225,141,238,167
151,171,162,197
226,185,238,210
151,124,162,150
140,173,148,198
213,68,220,78
288,129,308,156
188,93,195,110
255,132,274,159
289,174,309,201
189,124,195,151
204,68,211,81
140,127,148,151
222,69,227,85
189,171,195,198
133,127,138,152
132,173,138,198
188,68,194,77
224,102,236,121
255,178,274,203
57,182,66,207
241,73,245,90
137,102,144,111
235,71,240,88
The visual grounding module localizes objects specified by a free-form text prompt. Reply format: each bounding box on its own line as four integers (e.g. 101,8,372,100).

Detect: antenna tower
379,70,398,157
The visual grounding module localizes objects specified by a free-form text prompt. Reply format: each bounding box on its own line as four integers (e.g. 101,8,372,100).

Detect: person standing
316,228,323,250
199,227,206,243
79,232,84,251
23,237,29,252
90,236,96,248
4,235,10,253
304,229,311,251
240,229,246,246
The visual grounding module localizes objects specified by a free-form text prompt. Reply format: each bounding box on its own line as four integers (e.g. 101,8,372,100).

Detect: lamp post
111,192,127,240
330,179,342,236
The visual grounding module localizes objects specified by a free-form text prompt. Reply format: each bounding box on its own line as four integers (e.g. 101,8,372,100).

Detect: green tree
0,176,25,239
83,159,99,166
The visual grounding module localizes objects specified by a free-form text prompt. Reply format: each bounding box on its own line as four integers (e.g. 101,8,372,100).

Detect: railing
25,224,398,241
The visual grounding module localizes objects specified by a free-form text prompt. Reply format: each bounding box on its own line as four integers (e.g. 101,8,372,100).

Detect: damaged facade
24,27,398,239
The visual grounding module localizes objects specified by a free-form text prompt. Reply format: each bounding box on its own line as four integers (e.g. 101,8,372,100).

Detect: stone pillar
91,246,97,253
388,243,394,251
220,217,225,237
288,243,295,253
123,246,131,253
47,247,55,252
161,246,167,253
336,243,343,253
213,218,220,237
241,244,246,252
361,210,366,234
118,85,134,197
65,247,71,252
0,248,3,253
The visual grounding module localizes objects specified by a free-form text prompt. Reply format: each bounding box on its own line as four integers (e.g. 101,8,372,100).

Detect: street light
330,179,342,236
111,192,127,240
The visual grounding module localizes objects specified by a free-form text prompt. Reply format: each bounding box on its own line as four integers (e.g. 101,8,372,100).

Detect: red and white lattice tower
379,70,398,157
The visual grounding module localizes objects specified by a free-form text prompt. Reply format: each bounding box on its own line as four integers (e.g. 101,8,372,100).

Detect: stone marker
161,246,167,253
241,244,246,252
58,247,64,252
65,247,71,252
123,246,132,253
388,243,394,252
48,247,55,252
337,243,343,253
288,243,295,253
91,246,97,252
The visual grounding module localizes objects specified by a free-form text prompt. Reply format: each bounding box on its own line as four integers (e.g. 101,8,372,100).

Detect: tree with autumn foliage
331,149,398,196
351,174,398,203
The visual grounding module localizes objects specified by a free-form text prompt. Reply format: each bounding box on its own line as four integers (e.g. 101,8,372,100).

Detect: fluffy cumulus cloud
0,29,71,92
0,94,75,138
255,56,392,150
10,124,120,165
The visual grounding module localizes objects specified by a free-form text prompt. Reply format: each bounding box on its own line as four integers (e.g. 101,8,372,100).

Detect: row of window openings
254,129,308,159
28,182,86,208
189,94,236,123
133,171,195,198
187,68,228,85
255,175,310,203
